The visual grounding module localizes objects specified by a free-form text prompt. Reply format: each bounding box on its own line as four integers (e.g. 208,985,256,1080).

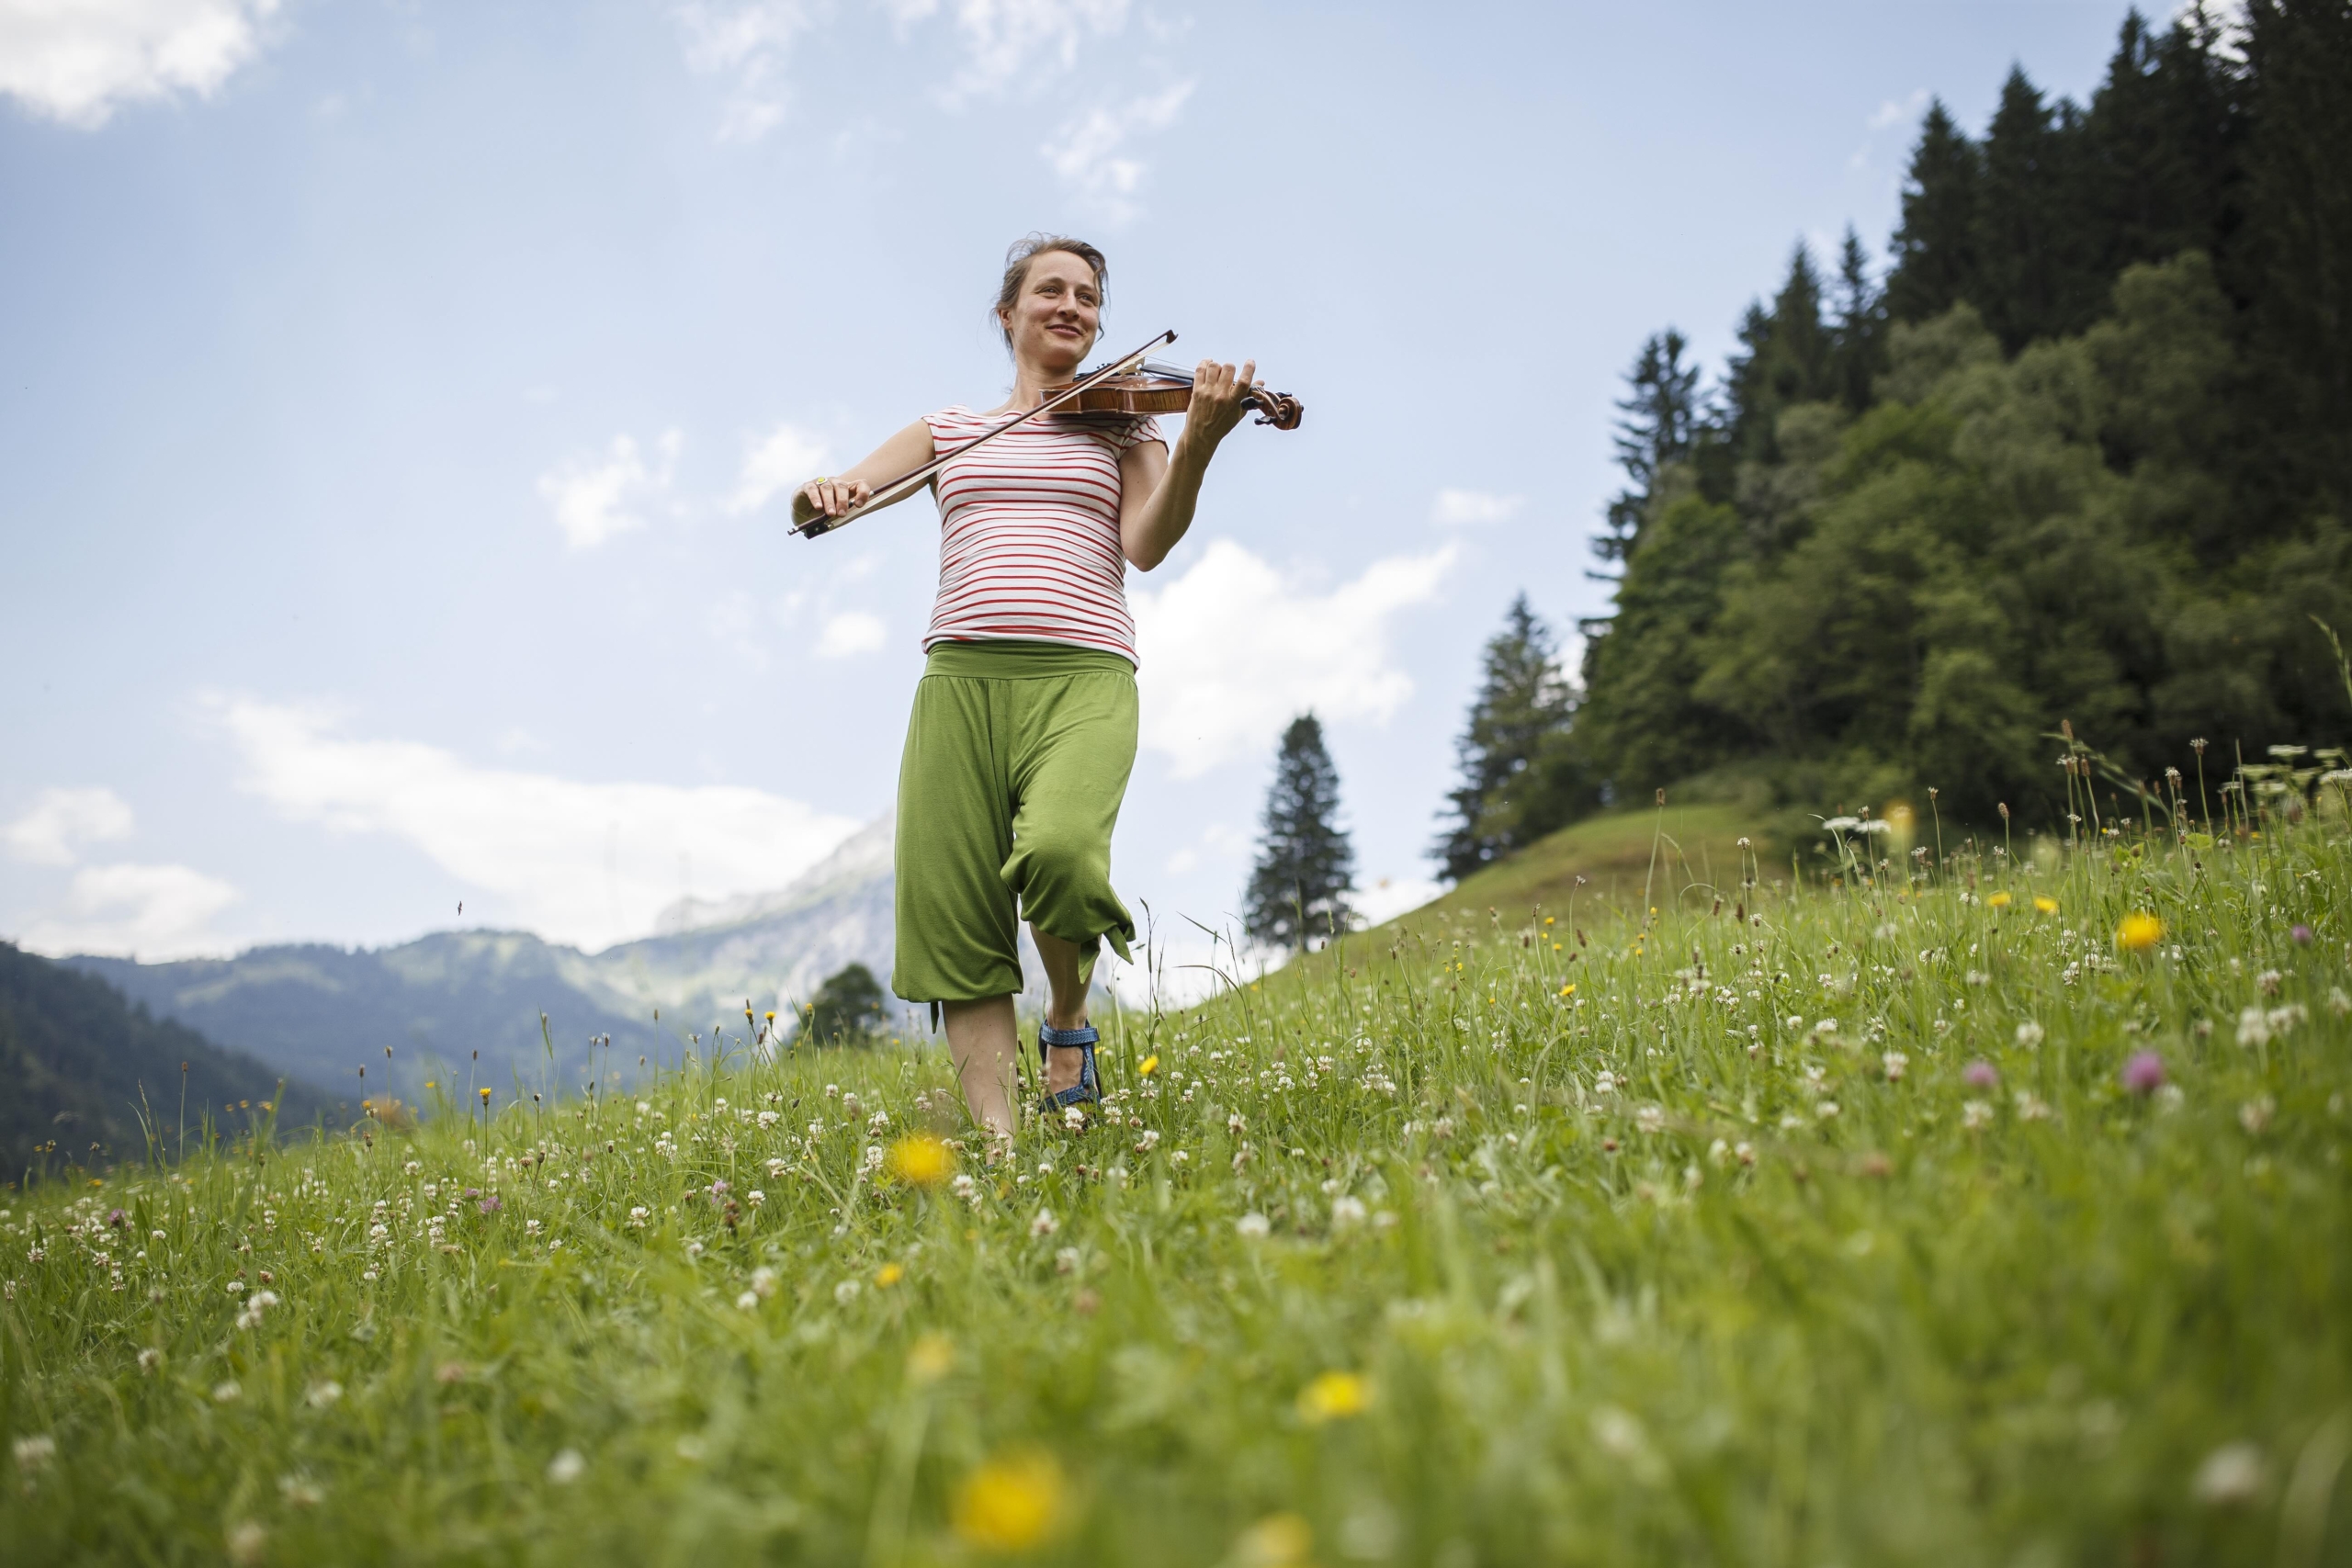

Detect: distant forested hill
0,942,334,1181
61,815,913,1105
1561,3,2352,832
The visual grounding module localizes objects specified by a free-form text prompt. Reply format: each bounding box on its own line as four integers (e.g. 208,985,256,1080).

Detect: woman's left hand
1185,358,1259,446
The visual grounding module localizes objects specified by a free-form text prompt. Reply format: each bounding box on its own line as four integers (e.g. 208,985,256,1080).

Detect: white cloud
917,0,1131,105
1131,538,1457,778
815,610,887,659
0,0,283,130
725,421,830,515
1430,489,1522,527
209,695,860,950
19,862,241,959
670,0,820,141
5,786,135,865
1868,87,1928,132
1041,79,1192,223
537,429,681,550
1354,874,1442,926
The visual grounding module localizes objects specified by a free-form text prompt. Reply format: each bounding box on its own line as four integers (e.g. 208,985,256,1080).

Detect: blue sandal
1039,1022,1102,1111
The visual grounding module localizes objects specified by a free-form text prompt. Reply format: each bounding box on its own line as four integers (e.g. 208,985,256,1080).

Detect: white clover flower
1962,1100,1994,1131
305,1381,343,1409
2236,1007,2272,1047
14,1433,55,1473
1235,1213,1271,1238
1170,1150,1190,1165
746,1190,765,1207
1814,1019,1838,1036
2194,1442,2267,1506
1634,1105,1665,1134
684,1240,705,1259
735,1291,760,1311
750,1266,778,1299
1029,1209,1058,1238
1883,1051,1908,1082
1054,1247,1080,1275
1815,1100,1840,1120
548,1450,586,1484
2015,1021,2045,1049
627,1206,650,1229
1784,1015,1804,1030
832,1279,861,1305
212,1381,243,1404
137,1347,162,1373
1331,1195,1368,1227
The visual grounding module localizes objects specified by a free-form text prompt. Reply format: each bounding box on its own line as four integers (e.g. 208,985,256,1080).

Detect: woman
793,234,1260,1139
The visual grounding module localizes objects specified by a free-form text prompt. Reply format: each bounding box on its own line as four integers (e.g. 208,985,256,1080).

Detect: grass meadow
6,765,2352,1566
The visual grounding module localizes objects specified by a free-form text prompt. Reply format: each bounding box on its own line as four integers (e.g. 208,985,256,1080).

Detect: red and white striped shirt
922,405,1165,665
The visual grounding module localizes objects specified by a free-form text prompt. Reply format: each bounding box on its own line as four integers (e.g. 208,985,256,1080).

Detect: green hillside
0,943,334,1182
1392,802,1771,932
3,782,2346,1563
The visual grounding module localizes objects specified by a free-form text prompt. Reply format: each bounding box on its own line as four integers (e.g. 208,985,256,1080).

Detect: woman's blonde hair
994,233,1106,349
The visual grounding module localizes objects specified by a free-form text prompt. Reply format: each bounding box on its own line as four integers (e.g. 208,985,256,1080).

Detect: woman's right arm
791,418,937,528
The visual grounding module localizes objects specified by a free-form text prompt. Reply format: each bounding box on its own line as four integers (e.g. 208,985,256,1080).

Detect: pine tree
1244,716,1356,951
1724,245,1837,463
1885,98,1983,323
1973,68,2069,350
1433,596,1592,882
2240,0,2352,513
1829,226,1887,412
1595,330,1701,567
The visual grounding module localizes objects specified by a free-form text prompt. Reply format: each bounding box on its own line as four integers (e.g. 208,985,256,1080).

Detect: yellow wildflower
906,1332,954,1384
875,1262,904,1288
1986,892,2012,908
1297,1370,1372,1425
2116,911,2163,952
953,1451,1067,1552
1234,1513,1315,1567
2033,897,2059,915
1559,984,1576,997
1138,1055,1159,1077
886,1134,955,1190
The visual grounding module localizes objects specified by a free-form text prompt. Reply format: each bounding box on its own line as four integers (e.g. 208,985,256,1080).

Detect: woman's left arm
1118,359,1258,571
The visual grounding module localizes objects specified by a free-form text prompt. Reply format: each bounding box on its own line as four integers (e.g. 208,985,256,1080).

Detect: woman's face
1001,251,1100,377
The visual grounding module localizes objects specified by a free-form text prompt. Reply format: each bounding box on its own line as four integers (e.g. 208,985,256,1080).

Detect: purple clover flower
1962,1059,1999,1089
2121,1051,2165,1096
478,1194,502,1215
2290,924,2312,945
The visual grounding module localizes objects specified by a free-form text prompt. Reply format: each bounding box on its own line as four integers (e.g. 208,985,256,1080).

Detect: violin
793,329,1298,537
1044,358,1304,431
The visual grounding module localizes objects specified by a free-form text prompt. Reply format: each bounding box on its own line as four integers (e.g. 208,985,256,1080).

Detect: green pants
892,639,1139,1003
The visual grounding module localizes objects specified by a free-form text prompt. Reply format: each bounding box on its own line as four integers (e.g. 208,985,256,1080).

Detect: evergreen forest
1447,1,2352,867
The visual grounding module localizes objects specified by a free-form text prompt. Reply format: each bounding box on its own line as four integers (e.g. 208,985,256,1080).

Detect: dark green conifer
1434,597,1594,881
1885,98,1982,322
1245,716,1356,951
1595,330,1701,567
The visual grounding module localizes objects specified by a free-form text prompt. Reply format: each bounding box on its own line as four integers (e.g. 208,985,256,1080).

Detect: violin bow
791,328,1178,538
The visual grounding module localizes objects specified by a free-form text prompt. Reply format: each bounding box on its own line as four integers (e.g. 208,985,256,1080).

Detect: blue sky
0,0,2138,976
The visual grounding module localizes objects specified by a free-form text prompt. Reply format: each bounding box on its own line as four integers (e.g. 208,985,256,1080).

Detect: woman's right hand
794,476,873,525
